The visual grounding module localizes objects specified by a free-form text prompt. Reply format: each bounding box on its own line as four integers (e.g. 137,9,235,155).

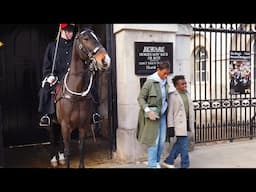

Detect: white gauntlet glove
47,75,57,84
41,75,58,88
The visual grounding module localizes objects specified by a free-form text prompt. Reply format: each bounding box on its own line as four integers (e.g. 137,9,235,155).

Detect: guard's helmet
60,23,76,32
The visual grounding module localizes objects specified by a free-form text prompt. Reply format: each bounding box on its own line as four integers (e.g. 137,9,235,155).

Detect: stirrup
39,115,51,127
92,113,103,124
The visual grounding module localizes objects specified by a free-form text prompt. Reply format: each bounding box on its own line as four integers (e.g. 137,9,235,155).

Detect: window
195,48,208,82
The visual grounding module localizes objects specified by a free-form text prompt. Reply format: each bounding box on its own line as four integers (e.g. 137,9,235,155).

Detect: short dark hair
157,60,170,70
172,75,185,86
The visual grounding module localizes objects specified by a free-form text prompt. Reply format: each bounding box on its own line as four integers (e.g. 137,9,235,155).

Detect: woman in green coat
137,61,170,168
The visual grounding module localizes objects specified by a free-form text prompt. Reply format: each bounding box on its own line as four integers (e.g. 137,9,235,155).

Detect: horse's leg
48,124,59,167
78,128,86,168
61,124,71,168
55,124,65,166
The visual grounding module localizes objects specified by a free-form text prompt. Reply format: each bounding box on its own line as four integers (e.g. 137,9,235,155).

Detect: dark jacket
42,37,73,80
38,37,73,115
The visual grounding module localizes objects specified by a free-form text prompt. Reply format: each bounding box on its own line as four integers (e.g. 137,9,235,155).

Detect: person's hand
147,111,160,121
47,75,57,84
167,127,175,137
47,75,58,86
42,75,58,88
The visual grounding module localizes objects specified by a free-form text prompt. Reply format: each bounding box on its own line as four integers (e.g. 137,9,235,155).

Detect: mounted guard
38,23,102,127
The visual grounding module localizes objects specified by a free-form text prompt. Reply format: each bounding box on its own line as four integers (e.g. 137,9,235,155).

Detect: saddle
53,83,62,103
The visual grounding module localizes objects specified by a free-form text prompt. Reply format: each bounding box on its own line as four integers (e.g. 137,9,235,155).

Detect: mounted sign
135,42,173,75
229,51,251,94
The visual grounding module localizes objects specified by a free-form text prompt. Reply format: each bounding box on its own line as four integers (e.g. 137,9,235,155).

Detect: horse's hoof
51,161,58,167
50,156,58,168
59,160,65,165
58,153,66,165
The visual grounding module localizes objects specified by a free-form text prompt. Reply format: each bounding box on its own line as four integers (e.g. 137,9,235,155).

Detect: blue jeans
165,136,190,168
147,114,166,168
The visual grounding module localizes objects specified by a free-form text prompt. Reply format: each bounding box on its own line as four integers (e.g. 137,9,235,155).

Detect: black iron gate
192,24,256,143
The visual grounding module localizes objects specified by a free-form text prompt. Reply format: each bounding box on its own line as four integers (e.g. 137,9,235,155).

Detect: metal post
106,24,117,155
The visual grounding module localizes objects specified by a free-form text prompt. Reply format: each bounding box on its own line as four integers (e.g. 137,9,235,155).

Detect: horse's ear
75,34,79,40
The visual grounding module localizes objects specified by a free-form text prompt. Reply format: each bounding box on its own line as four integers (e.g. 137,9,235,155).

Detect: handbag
167,127,175,137
144,106,161,118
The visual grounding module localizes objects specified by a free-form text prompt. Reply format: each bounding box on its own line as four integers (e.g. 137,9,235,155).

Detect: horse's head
75,28,111,71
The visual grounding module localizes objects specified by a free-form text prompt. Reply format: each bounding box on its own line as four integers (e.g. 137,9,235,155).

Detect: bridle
76,28,103,63
62,29,102,98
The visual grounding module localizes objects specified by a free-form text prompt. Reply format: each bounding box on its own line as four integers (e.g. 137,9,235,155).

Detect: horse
54,28,111,168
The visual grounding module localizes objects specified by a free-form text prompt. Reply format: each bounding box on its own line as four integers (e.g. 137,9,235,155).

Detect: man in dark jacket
38,23,102,127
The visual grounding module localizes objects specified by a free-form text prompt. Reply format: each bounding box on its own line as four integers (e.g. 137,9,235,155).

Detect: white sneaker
162,161,175,168
145,161,161,168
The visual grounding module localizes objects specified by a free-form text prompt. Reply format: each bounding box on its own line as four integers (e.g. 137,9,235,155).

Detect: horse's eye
84,37,89,41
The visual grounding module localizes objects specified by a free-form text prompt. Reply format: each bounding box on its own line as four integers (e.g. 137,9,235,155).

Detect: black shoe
39,115,50,127
92,113,104,124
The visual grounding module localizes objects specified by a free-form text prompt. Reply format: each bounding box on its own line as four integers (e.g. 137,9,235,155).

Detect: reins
55,28,105,103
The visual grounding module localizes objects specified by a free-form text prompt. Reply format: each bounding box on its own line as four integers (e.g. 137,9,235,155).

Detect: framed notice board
229,51,251,94
135,42,173,75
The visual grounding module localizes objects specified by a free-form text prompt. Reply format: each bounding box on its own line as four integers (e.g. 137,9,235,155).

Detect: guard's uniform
38,37,73,115
38,24,101,127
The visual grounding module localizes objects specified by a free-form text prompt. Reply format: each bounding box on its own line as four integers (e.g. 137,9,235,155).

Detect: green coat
136,79,169,146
